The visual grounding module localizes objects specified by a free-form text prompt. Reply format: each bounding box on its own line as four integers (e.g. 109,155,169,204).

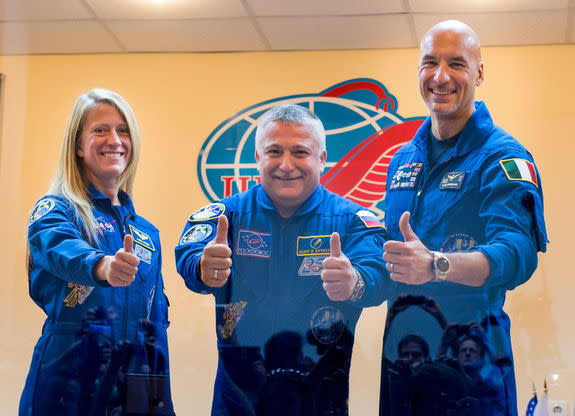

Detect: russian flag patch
355,210,383,228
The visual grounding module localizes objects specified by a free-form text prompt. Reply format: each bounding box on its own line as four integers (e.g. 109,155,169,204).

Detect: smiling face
418,24,484,124
255,121,326,218
76,103,131,192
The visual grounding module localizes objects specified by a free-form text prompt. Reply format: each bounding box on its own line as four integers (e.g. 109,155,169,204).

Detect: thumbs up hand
200,215,232,287
95,234,140,287
321,232,357,301
383,211,434,284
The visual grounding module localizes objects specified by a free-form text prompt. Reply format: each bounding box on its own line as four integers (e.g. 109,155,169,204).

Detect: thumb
214,215,229,245
330,232,343,257
398,211,418,242
123,234,134,253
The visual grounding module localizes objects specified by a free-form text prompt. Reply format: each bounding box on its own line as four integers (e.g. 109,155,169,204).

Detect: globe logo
197,78,424,218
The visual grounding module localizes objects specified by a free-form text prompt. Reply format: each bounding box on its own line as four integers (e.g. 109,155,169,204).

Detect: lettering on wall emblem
236,229,271,258
298,255,328,276
297,235,331,256
389,162,423,190
189,203,226,222
179,224,214,245
128,225,156,251
222,301,248,339
310,306,346,345
440,171,466,190
63,283,94,308
29,198,56,225
441,233,477,252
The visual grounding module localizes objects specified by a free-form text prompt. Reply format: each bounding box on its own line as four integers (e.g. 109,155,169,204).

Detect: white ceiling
0,0,573,55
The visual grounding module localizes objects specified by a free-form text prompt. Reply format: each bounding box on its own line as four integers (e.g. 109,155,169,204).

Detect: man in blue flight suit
380,20,548,416
176,104,388,416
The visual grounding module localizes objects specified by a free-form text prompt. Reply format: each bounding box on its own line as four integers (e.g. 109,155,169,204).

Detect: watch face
437,257,450,273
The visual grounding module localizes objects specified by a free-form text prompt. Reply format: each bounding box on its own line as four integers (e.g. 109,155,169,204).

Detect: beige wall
1,46,573,413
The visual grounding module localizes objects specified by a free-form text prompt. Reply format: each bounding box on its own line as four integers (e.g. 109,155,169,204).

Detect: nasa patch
128,225,155,251
310,306,345,345
298,255,327,277
389,162,423,191
236,229,271,258
296,235,331,256
179,224,214,245
96,216,116,233
189,203,225,222
29,198,56,225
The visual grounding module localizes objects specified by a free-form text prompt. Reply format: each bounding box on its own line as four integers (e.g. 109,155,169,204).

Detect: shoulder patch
179,223,214,245
499,158,538,187
29,198,56,225
355,209,383,228
128,225,156,251
189,203,226,222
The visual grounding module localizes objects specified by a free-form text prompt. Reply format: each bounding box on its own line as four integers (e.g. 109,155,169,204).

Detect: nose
279,154,295,171
433,61,450,84
107,130,122,146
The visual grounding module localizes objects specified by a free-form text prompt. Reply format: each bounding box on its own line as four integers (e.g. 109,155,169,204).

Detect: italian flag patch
499,158,538,187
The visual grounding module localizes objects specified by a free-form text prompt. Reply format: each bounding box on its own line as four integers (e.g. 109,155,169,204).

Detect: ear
76,147,84,158
320,150,327,173
254,150,261,172
476,61,485,86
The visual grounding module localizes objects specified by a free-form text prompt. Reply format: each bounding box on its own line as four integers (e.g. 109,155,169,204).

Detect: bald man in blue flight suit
176,104,388,416
380,20,548,416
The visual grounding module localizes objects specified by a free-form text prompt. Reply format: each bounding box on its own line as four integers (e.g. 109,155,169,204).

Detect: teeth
432,89,452,95
102,152,123,158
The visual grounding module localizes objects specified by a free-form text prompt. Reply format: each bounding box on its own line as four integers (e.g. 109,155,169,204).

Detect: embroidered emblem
389,162,423,190
222,301,248,339
134,244,152,264
499,158,538,187
29,198,56,225
63,283,94,308
189,203,226,222
179,224,213,245
236,229,271,258
296,235,331,256
298,255,328,276
441,233,477,253
96,216,116,233
128,225,155,251
355,209,384,228
310,306,345,345
439,171,466,190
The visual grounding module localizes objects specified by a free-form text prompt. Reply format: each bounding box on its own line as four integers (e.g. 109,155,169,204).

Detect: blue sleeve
474,149,548,290
28,197,107,287
343,213,390,307
174,203,230,295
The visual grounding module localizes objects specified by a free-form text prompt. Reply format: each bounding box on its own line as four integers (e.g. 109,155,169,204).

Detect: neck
276,204,298,219
90,178,121,205
430,106,475,140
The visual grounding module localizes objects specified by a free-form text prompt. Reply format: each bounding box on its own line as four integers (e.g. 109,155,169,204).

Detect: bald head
421,20,481,62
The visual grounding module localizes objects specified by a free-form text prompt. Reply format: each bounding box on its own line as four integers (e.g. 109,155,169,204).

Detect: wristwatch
431,251,450,281
349,268,366,301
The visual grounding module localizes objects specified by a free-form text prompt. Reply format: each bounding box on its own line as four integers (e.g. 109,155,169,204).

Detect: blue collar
88,184,135,213
413,101,494,158
256,184,324,218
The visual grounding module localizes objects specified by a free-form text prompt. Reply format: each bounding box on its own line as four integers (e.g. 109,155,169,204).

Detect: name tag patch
134,244,153,264
236,229,271,258
128,225,156,251
298,255,327,276
297,235,331,256
389,162,423,190
440,171,466,190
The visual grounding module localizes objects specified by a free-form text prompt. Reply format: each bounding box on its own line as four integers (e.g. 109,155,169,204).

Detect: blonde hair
49,88,141,242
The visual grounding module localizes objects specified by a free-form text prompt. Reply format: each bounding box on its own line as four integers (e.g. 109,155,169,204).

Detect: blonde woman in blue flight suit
20,89,173,415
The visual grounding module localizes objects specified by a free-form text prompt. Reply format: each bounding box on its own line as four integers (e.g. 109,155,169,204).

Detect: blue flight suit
175,184,388,416
380,102,548,416
20,186,173,415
